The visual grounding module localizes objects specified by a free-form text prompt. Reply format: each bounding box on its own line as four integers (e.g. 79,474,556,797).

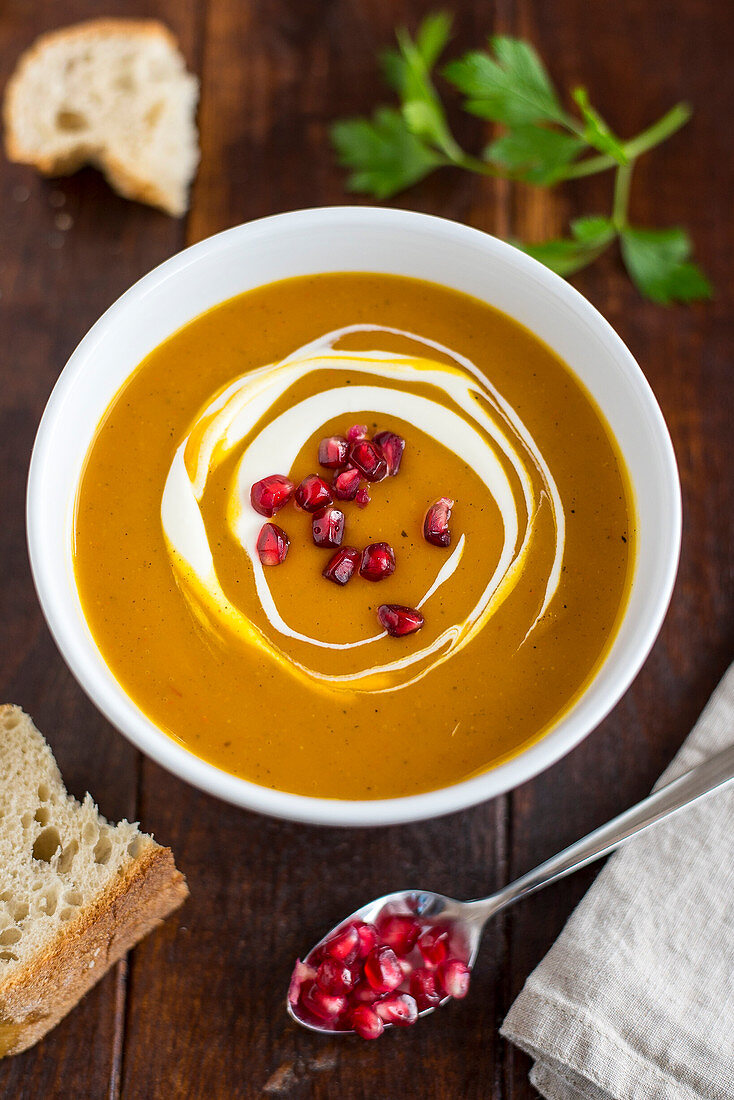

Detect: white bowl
27,207,681,827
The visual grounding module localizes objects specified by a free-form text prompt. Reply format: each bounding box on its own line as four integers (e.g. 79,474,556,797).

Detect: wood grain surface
0,1,731,1097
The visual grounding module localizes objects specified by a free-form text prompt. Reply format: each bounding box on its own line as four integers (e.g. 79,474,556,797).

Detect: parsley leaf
415,10,453,69
444,36,569,126
330,108,446,199
485,125,586,183
380,10,451,93
620,227,713,304
517,216,615,275
570,215,617,242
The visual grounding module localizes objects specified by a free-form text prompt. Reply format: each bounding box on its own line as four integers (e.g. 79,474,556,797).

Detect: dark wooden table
1,1,731,1096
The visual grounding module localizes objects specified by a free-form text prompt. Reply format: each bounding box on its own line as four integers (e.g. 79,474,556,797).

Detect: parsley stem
561,102,692,181
612,164,633,229
623,102,692,158
562,155,618,180
451,151,503,177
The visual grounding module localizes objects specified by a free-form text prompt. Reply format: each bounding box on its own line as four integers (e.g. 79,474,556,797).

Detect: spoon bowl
287,889,486,1034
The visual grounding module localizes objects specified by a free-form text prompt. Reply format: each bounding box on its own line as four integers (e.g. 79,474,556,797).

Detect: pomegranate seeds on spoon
288,909,471,1038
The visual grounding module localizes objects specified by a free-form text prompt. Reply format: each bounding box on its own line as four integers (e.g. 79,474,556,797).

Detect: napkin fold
501,665,734,1100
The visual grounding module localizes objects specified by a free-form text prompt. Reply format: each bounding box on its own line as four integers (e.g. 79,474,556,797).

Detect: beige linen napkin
501,664,734,1100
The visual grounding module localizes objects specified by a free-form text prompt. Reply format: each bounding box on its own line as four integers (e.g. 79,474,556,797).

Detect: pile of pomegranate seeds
249,425,456,639
289,908,471,1039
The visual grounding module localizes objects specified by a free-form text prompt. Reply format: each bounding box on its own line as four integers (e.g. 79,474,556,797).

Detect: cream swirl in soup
161,324,565,695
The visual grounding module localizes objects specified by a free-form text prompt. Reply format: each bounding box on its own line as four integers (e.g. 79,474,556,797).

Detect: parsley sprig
331,14,711,305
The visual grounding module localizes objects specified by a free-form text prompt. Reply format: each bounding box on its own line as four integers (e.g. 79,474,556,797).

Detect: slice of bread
0,705,188,1057
3,18,199,216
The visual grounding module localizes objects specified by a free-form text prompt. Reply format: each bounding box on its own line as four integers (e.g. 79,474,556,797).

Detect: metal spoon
289,740,734,1034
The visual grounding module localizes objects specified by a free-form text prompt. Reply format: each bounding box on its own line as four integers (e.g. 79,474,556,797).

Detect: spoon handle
488,740,734,912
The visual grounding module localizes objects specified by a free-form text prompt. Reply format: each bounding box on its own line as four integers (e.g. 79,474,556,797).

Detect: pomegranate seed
318,435,349,469
417,926,448,968
355,486,371,508
313,507,345,549
377,604,424,636
350,439,387,481
437,958,471,999
322,546,360,585
399,958,413,979
250,474,294,517
302,980,348,1023
359,542,395,582
323,923,360,964
332,466,360,501
373,431,405,476
364,945,403,994
377,913,421,956
423,496,455,548
350,1005,384,1040
375,992,418,1028
410,968,442,1011
316,957,357,995
288,959,317,1005
346,423,368,442
351,979,380,1004
355,921,378,958
256,523,290,565
295,473,333,513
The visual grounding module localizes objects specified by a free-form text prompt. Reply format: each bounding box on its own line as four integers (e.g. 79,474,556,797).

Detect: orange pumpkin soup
73,273,634,799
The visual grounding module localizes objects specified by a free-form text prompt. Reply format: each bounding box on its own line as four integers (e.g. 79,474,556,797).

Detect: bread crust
2,18,194,215
0,843,188,1057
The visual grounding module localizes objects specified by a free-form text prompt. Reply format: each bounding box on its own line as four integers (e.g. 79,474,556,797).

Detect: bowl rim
26,206,682,827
